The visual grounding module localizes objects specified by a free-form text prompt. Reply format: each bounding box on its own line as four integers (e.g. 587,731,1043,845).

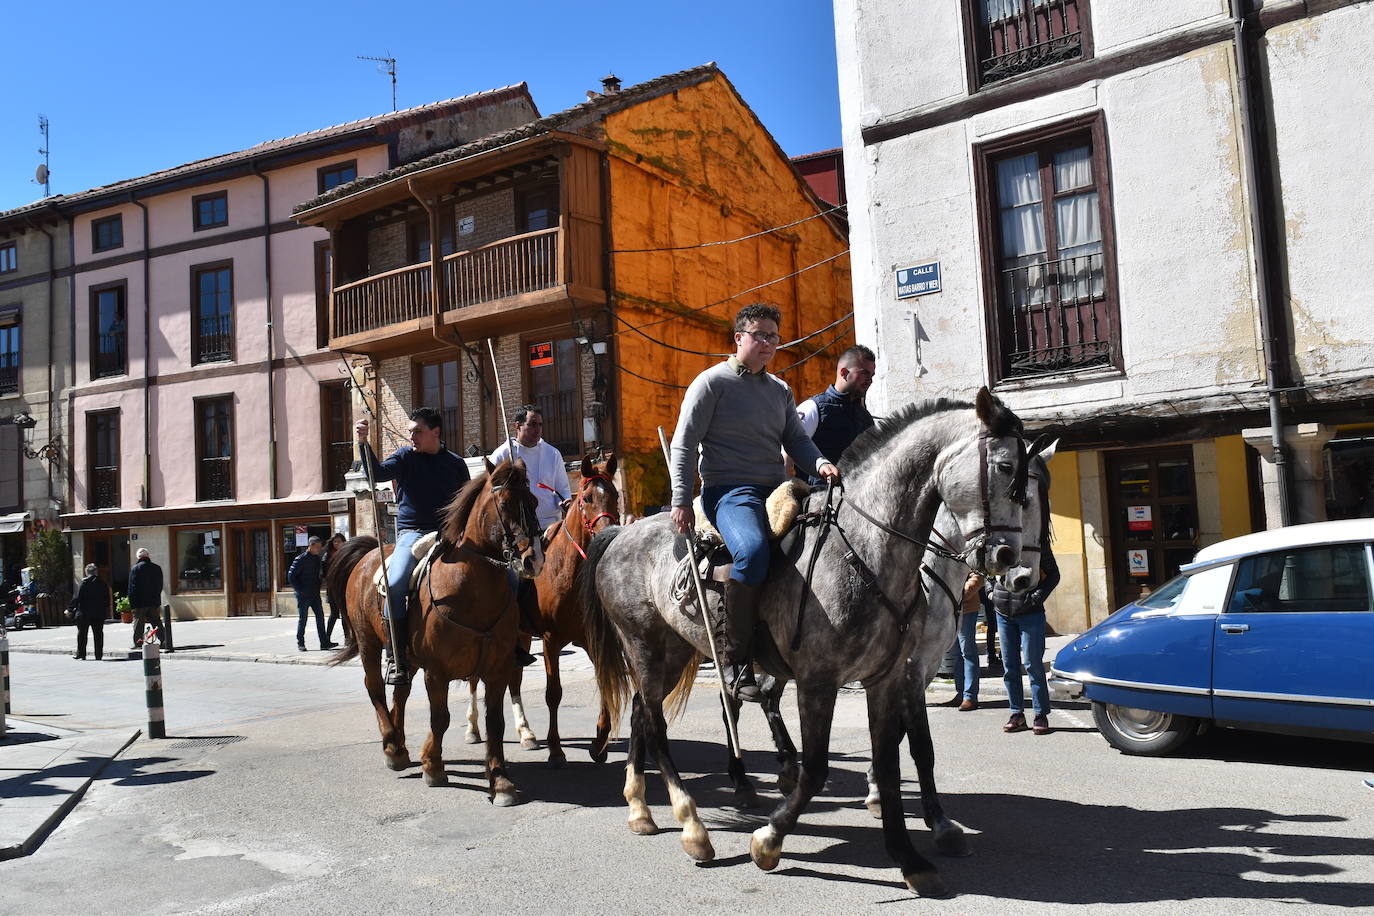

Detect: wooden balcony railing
330,228,563,340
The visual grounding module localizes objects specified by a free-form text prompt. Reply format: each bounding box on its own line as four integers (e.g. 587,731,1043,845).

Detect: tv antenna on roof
358,54,398,112
34,114,51,197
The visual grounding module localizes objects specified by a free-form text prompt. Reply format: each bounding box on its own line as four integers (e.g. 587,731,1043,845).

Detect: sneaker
1032,715,1051,735
321,642,339,650
959,699,978,712
1003,713,1028,733
297,644,307,652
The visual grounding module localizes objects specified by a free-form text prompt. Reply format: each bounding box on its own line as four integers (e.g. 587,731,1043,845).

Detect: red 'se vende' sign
528,341,553,368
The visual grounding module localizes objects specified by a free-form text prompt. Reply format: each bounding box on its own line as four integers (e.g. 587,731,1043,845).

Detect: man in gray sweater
670,303,839,702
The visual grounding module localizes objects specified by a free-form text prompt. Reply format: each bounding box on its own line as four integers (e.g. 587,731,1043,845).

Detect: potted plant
116,595,132,624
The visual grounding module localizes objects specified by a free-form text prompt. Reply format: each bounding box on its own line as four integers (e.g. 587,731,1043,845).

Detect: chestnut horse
326,458,544,805
465,452,622,767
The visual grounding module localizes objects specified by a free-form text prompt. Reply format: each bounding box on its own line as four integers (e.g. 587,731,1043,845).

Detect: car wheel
1092,701,1198,756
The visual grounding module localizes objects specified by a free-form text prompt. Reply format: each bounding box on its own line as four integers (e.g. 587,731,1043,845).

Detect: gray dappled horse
579,389,1031,896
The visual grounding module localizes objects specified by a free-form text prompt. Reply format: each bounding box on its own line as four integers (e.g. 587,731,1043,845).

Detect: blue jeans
385,528,431,621
700,484,774,586
951,610,981,701
997,611,1049,718
296,592,327,647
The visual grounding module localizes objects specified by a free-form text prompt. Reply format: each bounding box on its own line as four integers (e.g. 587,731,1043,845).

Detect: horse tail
662,645,702,723
325,535,377,668
579,526,630,733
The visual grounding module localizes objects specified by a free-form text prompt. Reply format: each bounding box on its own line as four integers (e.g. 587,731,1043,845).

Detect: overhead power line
611,205,847,253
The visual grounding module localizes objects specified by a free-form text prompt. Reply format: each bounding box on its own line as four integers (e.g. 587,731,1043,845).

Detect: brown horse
465,452,622,767
326,458,544,805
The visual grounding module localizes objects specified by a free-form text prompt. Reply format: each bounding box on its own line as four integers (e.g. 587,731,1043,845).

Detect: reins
556,473,620,561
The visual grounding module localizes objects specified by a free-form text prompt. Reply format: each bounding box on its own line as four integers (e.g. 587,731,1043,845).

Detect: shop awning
0,511,32,534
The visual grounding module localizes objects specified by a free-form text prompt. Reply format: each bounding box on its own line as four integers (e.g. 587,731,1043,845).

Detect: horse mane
1034,452,1054,546
842,398,974,474
440,475,487,544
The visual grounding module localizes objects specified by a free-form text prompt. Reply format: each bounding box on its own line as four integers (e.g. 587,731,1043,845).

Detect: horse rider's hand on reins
671,505,694,535
817,462,841,483
355,418,369,442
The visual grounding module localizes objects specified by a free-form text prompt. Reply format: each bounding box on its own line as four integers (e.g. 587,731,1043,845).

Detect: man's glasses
740,330,782,346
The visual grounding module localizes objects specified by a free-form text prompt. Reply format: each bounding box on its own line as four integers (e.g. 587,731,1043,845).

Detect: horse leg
750,681,836,873
760,675,799,795
590,695,612,764
720,693,759,808
389,676,414,769
864,764,883,819
543,639,567,768
643,695,714,862
868,676,947,897
905,688,971,858
482,669,520,807
510,647,539,751
623,693,658,835
363,644,410,770
464,677,482,744
420,670,451,787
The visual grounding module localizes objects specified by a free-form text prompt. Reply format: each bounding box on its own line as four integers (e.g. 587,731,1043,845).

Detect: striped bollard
1,625,10,717
142,625,166,739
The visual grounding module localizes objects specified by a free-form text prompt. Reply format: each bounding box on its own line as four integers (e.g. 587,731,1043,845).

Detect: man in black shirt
357,407,470,685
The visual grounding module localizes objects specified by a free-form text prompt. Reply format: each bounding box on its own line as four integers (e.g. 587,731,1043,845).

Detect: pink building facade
44,87,538,618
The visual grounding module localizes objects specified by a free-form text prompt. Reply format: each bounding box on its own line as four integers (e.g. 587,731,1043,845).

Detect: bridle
455,473,541,572
572,474,620,534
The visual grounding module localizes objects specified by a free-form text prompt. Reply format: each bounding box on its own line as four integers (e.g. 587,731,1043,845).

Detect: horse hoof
520,736,539,751
589,744,609,765
749,827,782,871
682,836,716,862
547,754,567,770
733,787,761,810
628,816,659,836
423,769,448,787
935,826,972,857
492,791,521,808
905,870,948,898
865,797,883,819
385,753,411,772
463,731,481,745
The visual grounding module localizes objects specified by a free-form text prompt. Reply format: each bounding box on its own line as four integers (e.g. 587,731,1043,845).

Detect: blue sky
0,0,842,212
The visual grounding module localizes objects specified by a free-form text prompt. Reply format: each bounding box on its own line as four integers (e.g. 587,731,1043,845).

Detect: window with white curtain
967,0,1088,87
977,114,1117,381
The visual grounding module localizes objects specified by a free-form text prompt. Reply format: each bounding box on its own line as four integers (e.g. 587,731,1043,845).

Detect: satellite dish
34,164,48,184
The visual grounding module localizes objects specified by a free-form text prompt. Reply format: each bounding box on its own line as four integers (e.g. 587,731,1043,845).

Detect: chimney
601,73,621,94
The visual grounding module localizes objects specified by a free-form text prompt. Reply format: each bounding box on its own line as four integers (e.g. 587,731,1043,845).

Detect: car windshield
1137,574,1188,609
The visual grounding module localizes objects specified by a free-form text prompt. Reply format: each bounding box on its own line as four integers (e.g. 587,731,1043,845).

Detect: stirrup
384,650,409,686
723,662,762,704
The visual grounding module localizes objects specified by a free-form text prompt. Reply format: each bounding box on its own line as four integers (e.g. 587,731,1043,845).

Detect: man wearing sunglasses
670,303,840,702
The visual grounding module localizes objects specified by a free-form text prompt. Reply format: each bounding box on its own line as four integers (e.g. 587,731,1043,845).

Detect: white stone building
835,0,1374,630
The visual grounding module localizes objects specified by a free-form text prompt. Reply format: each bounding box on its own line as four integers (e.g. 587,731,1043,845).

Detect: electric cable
611,205,847,253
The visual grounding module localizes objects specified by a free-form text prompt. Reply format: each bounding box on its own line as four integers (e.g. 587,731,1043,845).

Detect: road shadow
750,792,1372,905
1172,728,1373,772
0,730,60,747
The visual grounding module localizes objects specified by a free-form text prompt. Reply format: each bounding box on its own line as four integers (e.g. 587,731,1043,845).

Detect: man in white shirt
488,405,572,528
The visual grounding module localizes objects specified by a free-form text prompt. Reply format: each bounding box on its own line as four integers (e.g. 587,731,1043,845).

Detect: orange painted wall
603,73,853,513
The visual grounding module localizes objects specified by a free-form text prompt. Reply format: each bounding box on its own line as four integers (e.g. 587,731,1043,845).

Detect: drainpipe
407,180,452,353
252,163,278,500
22,211,57,510
130,191,152,509
1231,0,1292,526
66,214,76,514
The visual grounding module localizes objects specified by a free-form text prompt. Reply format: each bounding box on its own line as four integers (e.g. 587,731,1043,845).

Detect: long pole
486,338,512,447
356,400,400,663
657,426,740,759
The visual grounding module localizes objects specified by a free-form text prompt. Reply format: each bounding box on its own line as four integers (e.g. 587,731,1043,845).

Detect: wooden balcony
330,226,604,354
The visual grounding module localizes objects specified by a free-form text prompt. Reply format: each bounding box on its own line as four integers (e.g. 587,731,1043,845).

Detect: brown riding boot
719,580,762,704
384,614,410,686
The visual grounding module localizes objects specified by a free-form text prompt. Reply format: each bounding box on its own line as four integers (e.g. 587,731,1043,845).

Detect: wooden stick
658,426,741,760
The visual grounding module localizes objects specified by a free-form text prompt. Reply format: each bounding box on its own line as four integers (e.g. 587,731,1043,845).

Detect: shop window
1325,435,1374,519
1107,449,1197,609
174,527,223,592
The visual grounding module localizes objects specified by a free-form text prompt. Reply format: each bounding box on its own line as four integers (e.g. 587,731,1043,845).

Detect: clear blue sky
0,0,841,212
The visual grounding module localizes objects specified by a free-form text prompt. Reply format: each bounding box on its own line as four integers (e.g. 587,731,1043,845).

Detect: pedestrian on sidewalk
68,564,109,661
950,572,986,710
127,548,164,648
288,536,334,652
985,547,1060,735
322,532,346,646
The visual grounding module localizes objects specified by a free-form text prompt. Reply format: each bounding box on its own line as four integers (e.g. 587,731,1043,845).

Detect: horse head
577,451,621,534
1002,436,1056,594
482,456,545,579
934,387,1027,577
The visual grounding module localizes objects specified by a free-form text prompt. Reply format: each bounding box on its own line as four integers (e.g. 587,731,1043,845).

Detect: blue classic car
1051,519,1374,755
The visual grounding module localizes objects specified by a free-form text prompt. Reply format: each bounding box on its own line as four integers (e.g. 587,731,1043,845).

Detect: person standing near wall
985,549,1061,735
69,564,109,661
127,548,163,649
288,536,334,652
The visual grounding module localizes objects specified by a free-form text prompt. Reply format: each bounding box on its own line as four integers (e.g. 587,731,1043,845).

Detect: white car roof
1192,519,1374,565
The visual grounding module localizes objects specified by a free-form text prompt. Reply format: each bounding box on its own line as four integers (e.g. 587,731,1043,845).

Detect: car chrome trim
1212,688,1374,707
1051,669,1211,696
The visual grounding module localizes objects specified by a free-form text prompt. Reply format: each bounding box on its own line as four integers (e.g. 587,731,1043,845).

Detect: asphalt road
3,650,1372,914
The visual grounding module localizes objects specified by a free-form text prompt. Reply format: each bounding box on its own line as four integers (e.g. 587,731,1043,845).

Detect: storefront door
226,523,273,616
1107,448,1199,610
84,530,131,620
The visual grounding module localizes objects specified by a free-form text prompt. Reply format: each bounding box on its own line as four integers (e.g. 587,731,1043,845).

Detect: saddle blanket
372,531,442,597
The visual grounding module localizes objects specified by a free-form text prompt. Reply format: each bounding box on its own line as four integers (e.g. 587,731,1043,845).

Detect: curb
4,646,360,667
0,727,141,861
